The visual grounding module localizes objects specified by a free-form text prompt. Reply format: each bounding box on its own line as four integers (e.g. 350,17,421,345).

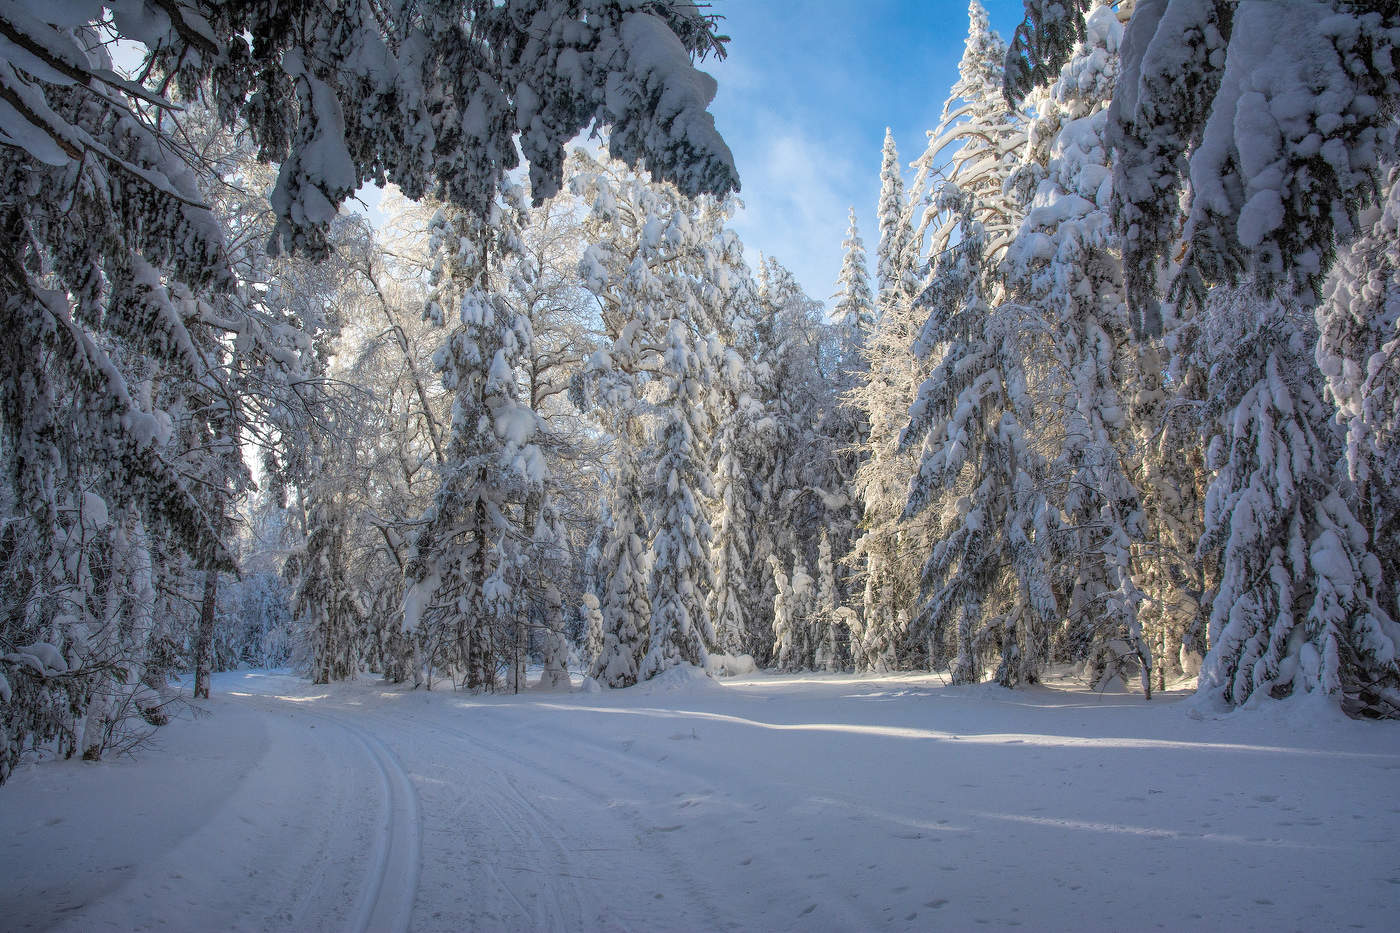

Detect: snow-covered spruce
1109,0,1400,329
897,4,1050,687
403,197,548,691
1316,151,1400,634
640,322,718,679
1004,3,1152,693
1195,287,1400,710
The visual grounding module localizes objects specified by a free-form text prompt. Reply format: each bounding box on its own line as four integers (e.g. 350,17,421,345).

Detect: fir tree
908,1,1025,274
591,456,651,687
403,195,545,690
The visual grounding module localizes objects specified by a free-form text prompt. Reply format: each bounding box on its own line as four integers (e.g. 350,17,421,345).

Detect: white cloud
727,121,866,307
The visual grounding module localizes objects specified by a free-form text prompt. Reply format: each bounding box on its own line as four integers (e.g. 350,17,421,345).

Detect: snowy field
3,670,1399,932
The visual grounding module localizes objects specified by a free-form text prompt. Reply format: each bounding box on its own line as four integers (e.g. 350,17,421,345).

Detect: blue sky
701,0,1029,308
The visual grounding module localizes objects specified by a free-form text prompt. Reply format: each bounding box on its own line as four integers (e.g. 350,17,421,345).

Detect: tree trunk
193,569,218,699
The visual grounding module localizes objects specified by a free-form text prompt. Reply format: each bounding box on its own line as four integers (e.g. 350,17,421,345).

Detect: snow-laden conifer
640,323,717,678
1005,3,1151,692
403,193,545,690
1316,155,1400,631
570,151,746,681
1196,287,1400,709
877,129,915,316
909,1,1026,267
1110,0,1400,333
832,208,878,351
896,4,1046,685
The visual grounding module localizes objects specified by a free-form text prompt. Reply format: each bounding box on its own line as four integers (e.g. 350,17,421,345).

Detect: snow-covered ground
4,669,1399,932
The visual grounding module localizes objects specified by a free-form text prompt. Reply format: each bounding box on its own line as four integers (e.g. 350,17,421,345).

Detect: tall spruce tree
1004,3,1152,691
402,194,546,690
1196,287,1399,710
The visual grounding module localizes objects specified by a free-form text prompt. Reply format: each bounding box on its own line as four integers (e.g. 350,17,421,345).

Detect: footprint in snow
800,904,817,917
926,900,949,909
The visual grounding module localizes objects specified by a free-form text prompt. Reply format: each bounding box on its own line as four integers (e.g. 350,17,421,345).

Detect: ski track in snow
283,704,421,933
5,669,1400,932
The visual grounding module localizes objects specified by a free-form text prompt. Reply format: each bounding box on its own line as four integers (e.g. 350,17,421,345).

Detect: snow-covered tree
848,292,926,671
286,492,364,684
893,4,1049,686
403,195,547,690
768,557,799,672
640,323,717,678
832,207,878,352
590,455,652,687
570,151,746,682
1005,3,1152,692
812,531,844,672
876,129,915,316
1109,0,1400,334
709,392,759,656
1196,287,1400,710
1316,154,1400,630
899,181,1053,686
912,1,1026,266
1131,336,1213,691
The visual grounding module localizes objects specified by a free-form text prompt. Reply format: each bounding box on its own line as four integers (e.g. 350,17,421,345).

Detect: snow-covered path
5,669,1400,932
